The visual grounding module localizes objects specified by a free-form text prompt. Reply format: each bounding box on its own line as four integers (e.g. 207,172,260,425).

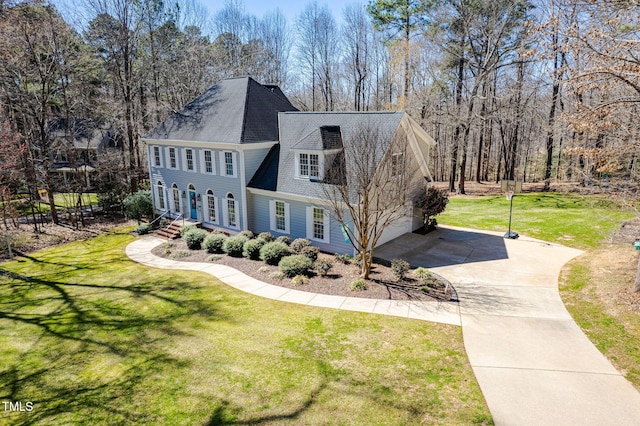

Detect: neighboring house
143,76,435,254
48,118,122,189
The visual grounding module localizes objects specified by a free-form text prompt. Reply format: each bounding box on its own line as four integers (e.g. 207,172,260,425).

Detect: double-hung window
153,146,161,167
306,207,329,243
204,150,213,174
186,149,194,171
269,200,290,234
225,152,233,176
168,147,177,169
298,153,320,179
220,151,237,177
313,208,324,240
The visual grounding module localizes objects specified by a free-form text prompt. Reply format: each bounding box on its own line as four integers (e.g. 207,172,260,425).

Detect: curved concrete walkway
126,228,640,425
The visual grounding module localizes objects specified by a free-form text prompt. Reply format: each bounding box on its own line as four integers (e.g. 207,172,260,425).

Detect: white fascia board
140,138,278,151
247,187,350,209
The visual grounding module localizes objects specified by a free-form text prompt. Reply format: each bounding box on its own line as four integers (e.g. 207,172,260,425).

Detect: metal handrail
148,209,171,228
167,213,184,229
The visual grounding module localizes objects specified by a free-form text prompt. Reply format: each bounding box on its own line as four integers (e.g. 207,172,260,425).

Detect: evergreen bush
259,241,291,265
203,233,227,253
278,255,313,278
223,235,249,257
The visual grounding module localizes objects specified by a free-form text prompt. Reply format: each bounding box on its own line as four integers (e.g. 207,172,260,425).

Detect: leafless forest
0,0,638,220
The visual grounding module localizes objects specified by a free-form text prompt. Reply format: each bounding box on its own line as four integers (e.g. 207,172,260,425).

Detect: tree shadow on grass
0,259,228,425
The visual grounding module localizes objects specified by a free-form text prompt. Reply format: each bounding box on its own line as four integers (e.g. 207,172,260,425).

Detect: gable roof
143,77,298,144
248,111,407,197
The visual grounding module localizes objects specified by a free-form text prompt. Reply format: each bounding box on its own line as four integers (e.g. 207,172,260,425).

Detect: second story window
153,146,161,167
224,151,234,176
298,153,320,179
169,147,177,169
204,150,213,173
186,149,194,171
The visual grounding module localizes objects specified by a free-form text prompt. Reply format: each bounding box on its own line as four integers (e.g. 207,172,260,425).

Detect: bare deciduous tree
321,121,425,279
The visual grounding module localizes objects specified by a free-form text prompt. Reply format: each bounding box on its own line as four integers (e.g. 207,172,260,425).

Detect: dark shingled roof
247,112,405,198
247,144,280,191
143,77,298,143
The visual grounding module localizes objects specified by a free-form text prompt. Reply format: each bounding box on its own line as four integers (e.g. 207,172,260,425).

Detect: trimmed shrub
278,255,313,278
290,238,311,253
183,228,208,250
300,245,319,262
238,230,255,239
350,279,367,291
257,232,274,242
291,275,309,286
203,233,227,253
260,241,291,265
243,238,266,260
391,259,410,281
179,224,197,237
334,253,351,264
314,258,333,276
223,235,249,257
135,223,151,235
275,235,291,245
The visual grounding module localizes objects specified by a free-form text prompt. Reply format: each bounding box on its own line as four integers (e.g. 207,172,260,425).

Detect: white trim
220,151,238,178
154,182,167,211
239,151,248,230
141,138,278,151
200,149,216,175
166,146,178,169
295,151,323,180
152,145,163,168
224,193,239,229
306,206,329,243
183,148,196,172
247,187,335,206
269,199,290,234
171,183,182,214
205,189,219,225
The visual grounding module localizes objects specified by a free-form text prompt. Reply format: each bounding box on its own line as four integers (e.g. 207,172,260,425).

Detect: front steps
156,221,201,240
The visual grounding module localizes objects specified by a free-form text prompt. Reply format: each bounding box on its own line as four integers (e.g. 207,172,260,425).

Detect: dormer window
297,152,321,179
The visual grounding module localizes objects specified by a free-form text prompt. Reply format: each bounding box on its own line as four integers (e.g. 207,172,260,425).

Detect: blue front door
189,191,197,220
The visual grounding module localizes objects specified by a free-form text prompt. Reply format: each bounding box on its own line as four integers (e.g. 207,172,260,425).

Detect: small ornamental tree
418,187,449,231
123,190,153,224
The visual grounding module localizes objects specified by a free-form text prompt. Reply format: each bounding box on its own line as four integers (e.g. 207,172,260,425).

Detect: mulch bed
150,238,453,302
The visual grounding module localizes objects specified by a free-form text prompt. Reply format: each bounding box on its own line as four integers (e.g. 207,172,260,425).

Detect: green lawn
438,192,636,249
0,228,491,425
8,193,99,216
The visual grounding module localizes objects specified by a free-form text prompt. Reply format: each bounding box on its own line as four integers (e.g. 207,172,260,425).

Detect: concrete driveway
375,225,640,426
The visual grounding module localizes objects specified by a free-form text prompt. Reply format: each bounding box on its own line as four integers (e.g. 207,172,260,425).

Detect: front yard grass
0,228,491,425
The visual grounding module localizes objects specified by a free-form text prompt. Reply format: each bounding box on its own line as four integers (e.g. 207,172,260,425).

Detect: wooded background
0,0,638,217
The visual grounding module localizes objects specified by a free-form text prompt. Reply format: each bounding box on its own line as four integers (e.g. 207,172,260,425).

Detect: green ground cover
0,228,491,425
438,192,635,249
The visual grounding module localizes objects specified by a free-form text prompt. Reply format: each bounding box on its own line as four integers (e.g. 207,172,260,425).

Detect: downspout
239,150,248,231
